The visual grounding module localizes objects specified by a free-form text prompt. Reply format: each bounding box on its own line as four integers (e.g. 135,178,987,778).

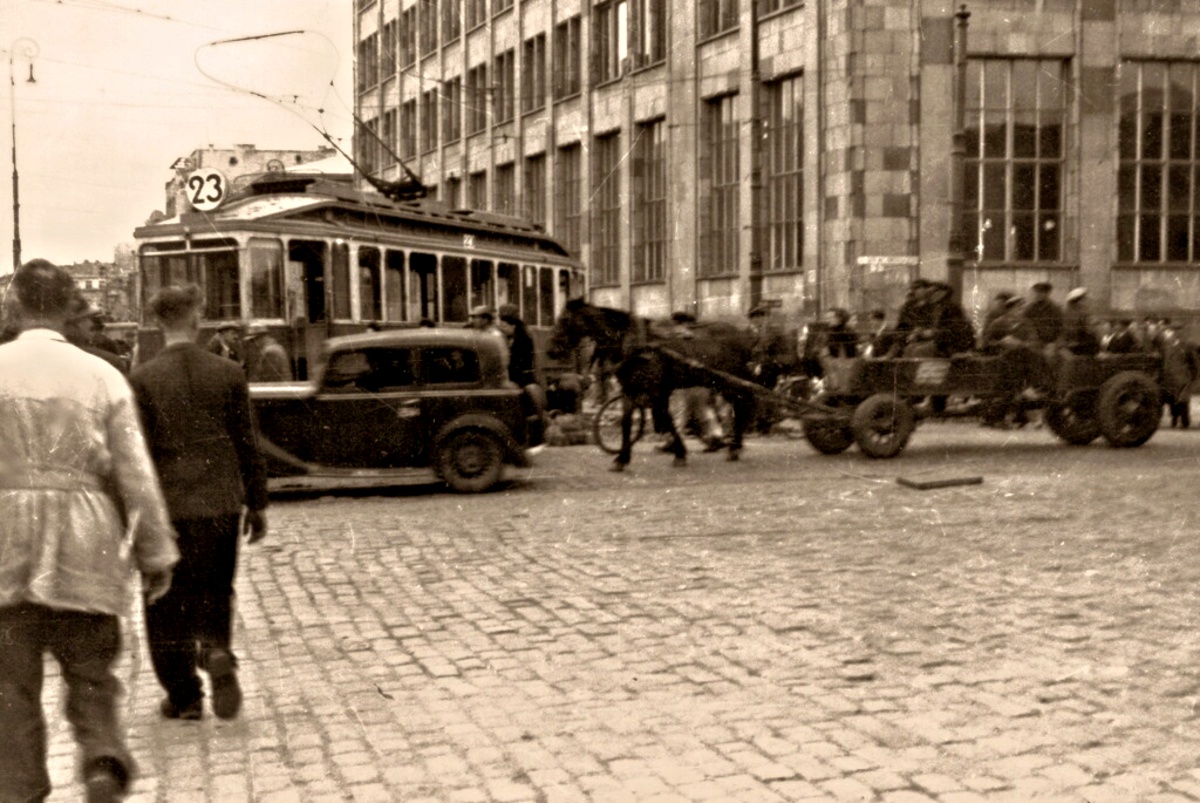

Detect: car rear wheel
1097,371,1161,448
437,429,505,492
851,394,915,459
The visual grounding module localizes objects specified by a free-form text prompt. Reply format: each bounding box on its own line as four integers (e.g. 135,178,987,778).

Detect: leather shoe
160,696,203,721
206,648,242,720
84,759,126,803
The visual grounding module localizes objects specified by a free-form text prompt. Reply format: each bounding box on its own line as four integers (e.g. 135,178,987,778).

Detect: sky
0,0,354,273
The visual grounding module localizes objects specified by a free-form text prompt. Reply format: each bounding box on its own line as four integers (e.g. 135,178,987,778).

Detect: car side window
322,348,416,393
422,346,481,385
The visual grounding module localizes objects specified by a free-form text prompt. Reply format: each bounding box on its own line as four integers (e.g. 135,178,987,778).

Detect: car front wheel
437,428,505,492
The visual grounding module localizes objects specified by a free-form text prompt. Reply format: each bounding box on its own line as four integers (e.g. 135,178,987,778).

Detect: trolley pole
947,6,970,297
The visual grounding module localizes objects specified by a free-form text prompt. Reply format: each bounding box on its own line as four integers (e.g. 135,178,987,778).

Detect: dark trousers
0,603,132,802
145,514,240,708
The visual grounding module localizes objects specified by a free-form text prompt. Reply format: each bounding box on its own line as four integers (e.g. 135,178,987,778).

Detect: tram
132,172,585,381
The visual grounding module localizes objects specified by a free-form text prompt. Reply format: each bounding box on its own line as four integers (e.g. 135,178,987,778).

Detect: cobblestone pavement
44,420,1200,802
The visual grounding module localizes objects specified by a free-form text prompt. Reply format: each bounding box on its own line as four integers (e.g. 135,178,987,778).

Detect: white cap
1066,287,1088,303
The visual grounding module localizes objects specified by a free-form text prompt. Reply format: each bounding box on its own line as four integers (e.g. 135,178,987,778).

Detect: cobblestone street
46,422,1200,802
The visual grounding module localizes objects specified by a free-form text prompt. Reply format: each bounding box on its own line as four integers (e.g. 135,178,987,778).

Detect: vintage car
250,328,545,492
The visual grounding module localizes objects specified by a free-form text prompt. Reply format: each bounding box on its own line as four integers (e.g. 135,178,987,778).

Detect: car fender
256,432,312,477
433,413,530,467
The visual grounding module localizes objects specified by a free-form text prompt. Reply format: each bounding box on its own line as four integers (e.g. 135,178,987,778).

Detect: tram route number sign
186,168,228,212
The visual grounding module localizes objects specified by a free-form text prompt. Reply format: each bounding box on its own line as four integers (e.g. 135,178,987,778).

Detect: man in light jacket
0,259,178,803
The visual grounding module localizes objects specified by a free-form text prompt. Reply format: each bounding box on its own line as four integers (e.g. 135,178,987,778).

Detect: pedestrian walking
242,322,292,382
0,259,178,803
497,303,538,388
129,285,269,723
205,322,244,366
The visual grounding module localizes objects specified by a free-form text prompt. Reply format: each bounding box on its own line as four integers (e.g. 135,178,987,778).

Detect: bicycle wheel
593,395,647,454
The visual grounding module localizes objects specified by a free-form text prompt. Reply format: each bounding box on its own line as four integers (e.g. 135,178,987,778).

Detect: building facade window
399,8,417,68
592,132,623,286
381,20,397,79
762,74,803,273
759,0,801,14
443,0,461,43
633,119,667,283
357,33,379,91
594,1,628,84
382,108,398,167
469,170,488,209
639,0,666,65
445,176,462,208
359,117,380,174
420,0,439,54
494,163,516,215
522,33,547,114
553,16,582,99
495,0,513,13
443,76,462,143
556,143,583,252
700,0,739,40
400,99,417,158
466,0,487,30
965,58,1066,264
702,94,739,277
466,63,489,134
524,154,546,226
494,49,516,124
420,89,439,152
1118,61,1200,264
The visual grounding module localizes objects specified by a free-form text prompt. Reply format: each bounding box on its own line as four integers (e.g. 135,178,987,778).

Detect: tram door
289,239,328,379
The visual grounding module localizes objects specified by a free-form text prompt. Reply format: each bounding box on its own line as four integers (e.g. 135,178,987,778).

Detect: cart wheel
1044,393,1101,445
592,395,646,454
1097,371,1161,447
851,394,915,459
802,395,854,454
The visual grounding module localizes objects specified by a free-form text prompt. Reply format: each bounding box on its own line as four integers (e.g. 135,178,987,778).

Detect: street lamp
9,38,38,273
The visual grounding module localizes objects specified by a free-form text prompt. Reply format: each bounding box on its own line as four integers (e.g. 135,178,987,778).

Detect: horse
550,299,759,471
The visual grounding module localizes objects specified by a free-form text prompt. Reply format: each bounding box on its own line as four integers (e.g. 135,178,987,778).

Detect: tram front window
249,239,284,319
197,249,240,320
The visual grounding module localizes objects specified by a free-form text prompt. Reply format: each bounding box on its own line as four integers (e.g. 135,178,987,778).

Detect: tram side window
471,259,494,312
385,250,405,322
249,239,285,319
443,256,468,323
558,269,575,314
359,246,382,323
332,242,351,320
409,252,438,323
198,250,240,320
498,262,519,314
522,265,539,326
289,240,327,324
540,267,555,326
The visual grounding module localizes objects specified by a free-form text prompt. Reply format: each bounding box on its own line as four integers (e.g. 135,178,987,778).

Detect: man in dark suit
129,285,268,721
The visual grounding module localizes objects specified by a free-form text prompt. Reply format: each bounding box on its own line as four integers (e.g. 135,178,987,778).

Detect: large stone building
354,0,1200,328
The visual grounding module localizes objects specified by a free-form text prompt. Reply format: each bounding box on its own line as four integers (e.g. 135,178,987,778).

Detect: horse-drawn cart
797,351,1165,458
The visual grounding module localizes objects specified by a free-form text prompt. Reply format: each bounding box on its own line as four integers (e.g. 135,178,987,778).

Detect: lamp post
947,6,969,297
9,38,38,273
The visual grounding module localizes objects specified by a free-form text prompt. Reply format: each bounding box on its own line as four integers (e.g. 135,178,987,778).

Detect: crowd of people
0,261,268,803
